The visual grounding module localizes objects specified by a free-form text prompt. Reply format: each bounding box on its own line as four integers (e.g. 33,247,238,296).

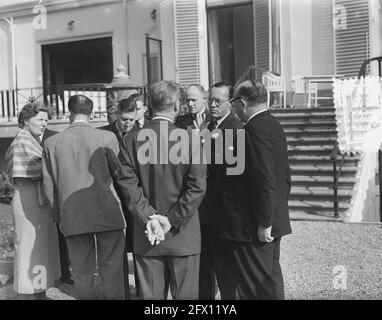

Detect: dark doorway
207,3,255,86
42,37,113,86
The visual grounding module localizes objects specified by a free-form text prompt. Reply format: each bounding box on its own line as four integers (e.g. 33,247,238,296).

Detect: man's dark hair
149,80,182,112
118,94,141,113
236,80,268,105
210,81,233,99
68,95,93,115
18,101,47,129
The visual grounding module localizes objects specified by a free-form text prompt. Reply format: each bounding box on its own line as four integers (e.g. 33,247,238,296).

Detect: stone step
290,186,353,201
274,114,336,122
289,210,345,222
284,129,338,138
288,145,335,152
279,121,337,128
270,107,335,114
288,199,350,214
290,165,357,176
287,137,337,146
289,156,359,167
272,111,335,118
288,148,334,157
291,175,356,188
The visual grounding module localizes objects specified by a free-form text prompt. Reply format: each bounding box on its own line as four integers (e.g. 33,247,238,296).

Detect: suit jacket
244,111,292,239
97,120,140,252
201,112,251,240
120,118,207,256
42,122,127,237
42,128,58,144
175,109,213,130
98,121,126,150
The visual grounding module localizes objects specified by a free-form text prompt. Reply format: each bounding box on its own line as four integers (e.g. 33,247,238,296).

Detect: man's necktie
208,118,217,131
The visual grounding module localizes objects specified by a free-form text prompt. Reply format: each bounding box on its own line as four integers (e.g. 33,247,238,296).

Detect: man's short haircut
118,94,141,113
68,95,93,115
186,84,206,96
149,80,182,112
236,80,268,105
210,81,233,99
18,101,47,129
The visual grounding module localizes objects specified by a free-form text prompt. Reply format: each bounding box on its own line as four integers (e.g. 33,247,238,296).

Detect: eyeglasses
229,97,246,108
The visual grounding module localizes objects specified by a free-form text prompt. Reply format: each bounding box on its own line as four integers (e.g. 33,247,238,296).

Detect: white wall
289,0,312,77
2,1,159,90
126,0,160,86
0,20,11,90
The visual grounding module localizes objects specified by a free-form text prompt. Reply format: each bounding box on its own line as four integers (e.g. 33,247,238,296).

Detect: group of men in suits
41,78,291,300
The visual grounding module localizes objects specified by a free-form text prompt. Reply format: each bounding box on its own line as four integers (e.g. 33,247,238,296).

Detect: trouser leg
96,229,126,300
168,254,200,300
66,233,96,300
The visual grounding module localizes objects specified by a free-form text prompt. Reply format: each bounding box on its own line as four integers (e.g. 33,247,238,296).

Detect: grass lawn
1,202,381,300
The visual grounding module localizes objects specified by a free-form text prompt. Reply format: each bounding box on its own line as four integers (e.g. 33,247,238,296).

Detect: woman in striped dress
5,102,60,299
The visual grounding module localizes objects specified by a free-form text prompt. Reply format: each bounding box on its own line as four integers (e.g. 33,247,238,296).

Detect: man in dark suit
226,80,291,300
175,84,213,130
120,80,207,299
132,93,151,129
99,95,142,299
41,128,73,285
42,95,131,300
198,82,244,300
99,97,138,150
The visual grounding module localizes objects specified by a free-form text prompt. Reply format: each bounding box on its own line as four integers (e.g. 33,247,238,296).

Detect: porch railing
358,56,382,78
0,84,147,122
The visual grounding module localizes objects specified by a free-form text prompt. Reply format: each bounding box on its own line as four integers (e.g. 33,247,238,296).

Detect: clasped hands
145,214,171,246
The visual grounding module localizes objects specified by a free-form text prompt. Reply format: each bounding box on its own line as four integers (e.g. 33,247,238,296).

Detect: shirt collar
152,116,174,123
216,111,230,129
138,118,145,128
246,109,268,125
196,107,206,117
72,120,89,124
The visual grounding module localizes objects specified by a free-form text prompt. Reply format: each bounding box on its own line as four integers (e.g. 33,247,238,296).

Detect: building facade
1,0,382,102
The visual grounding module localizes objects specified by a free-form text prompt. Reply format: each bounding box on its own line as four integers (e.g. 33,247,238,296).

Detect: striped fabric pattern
5,129,43,179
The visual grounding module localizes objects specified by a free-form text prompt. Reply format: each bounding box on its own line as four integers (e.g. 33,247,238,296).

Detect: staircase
270,106,361,221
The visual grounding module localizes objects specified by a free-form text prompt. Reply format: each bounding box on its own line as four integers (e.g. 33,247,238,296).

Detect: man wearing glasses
198,82,245,300
227,80,291,300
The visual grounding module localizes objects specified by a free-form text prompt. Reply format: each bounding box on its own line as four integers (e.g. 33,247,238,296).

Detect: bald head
68,94,93,115
233,80,268,106
186,84,207,114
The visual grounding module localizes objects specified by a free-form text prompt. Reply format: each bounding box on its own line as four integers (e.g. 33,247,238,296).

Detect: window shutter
254,0,270,78
160,0,202,86
160,0,204,86
174,0,200,86
335,0,370,77
159,0,177,81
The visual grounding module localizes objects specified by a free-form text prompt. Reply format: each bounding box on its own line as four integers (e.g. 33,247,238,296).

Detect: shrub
0,219,14,262
0,171,13,205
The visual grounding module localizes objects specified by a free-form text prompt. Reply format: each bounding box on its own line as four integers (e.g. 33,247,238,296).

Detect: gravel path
1,219,382,300
281,221,382,299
